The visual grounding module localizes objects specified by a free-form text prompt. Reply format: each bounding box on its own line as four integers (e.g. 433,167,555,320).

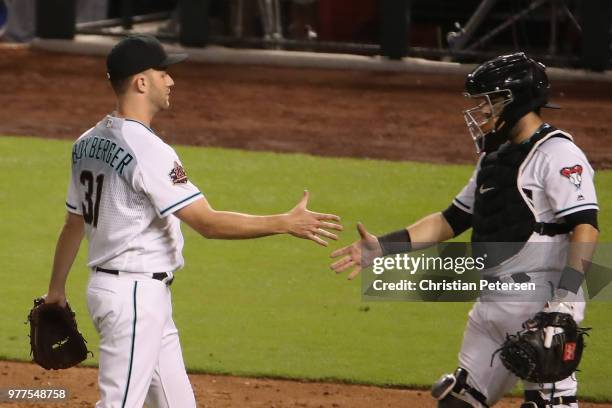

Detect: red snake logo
560,165,583,189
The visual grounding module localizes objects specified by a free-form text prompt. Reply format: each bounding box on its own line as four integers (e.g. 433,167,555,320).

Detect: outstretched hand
286,190,342,247
330,223,382,280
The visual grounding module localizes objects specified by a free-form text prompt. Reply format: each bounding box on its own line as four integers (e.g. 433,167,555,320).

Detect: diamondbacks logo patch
563,342,577,361
560,164,583,189
169,161,188,184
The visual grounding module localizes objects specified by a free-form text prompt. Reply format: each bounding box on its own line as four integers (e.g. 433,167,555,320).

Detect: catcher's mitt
28,297,90,370
493,312,590,383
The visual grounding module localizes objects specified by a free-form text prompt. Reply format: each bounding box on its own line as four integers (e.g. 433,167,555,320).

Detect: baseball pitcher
44,34,342,408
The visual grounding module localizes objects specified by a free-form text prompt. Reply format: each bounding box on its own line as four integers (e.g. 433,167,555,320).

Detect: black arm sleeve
563,209,599,231
442,203,472,237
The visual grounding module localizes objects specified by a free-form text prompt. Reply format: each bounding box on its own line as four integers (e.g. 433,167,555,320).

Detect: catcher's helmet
463,52,558,153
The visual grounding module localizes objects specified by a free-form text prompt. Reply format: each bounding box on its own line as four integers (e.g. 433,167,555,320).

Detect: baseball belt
95,267,174,286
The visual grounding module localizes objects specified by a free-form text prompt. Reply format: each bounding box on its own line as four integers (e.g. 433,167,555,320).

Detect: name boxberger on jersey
72,134,134,176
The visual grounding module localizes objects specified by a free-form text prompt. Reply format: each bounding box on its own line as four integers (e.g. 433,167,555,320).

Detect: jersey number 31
80,170,104,227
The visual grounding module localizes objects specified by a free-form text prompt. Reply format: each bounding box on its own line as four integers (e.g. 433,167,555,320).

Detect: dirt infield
2,46,612,407
3,361,612,408
1,46,612,168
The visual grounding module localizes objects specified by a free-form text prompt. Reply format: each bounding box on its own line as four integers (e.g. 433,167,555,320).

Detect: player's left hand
544,288,578,317
541,289,577,348
285,190,342,247
544,300,574,316
43,291,68,308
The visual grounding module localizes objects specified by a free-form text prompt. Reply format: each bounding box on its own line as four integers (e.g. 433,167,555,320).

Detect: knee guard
431,368,489,408
521,390,577,408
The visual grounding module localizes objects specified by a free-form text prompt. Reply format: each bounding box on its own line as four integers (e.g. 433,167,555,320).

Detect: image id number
0,388,68,402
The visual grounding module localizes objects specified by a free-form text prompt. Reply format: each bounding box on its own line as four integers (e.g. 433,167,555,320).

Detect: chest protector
471,125,571,267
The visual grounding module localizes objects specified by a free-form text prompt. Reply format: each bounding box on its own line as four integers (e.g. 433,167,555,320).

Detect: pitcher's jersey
66,115,203,273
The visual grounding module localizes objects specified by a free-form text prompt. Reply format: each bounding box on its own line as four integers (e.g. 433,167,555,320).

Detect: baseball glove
27,297,90,370
493,312,589,383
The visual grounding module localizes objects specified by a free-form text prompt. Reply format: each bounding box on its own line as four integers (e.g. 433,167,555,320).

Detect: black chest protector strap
471,125,571,266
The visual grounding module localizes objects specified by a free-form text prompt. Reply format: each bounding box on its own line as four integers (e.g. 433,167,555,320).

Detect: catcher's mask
463,52,559,154
463,89,513,154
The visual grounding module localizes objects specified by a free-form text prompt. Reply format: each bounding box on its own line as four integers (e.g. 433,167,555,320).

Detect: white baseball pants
87,272,196,408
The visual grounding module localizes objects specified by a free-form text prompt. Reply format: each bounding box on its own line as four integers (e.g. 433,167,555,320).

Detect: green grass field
1,136,611,400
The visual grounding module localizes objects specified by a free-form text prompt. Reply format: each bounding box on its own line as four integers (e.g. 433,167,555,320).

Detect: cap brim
158,53,188,68
543,102,561,109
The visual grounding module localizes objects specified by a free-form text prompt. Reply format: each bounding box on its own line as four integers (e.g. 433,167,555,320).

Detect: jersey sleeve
66,169,82,215
451,156,482,214
540,143,598,218
139,145,203,217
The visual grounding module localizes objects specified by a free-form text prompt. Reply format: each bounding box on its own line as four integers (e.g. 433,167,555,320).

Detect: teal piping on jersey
160,192,203,215
121,281,138,408
554,203,599,216
124,118,156,134
66,202,77,210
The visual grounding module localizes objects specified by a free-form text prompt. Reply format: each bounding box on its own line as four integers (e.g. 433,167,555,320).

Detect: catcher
331,53,598,407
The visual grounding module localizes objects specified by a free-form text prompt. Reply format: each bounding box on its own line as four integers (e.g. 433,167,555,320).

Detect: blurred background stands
2,0,611,71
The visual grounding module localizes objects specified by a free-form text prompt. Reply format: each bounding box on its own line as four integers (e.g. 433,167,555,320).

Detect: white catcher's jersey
451,126,598,278
453,126,598,234
66,115,203,273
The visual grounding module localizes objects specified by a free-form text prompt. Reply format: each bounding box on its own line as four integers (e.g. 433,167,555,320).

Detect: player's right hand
285,190,343,247
330,223,382,280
